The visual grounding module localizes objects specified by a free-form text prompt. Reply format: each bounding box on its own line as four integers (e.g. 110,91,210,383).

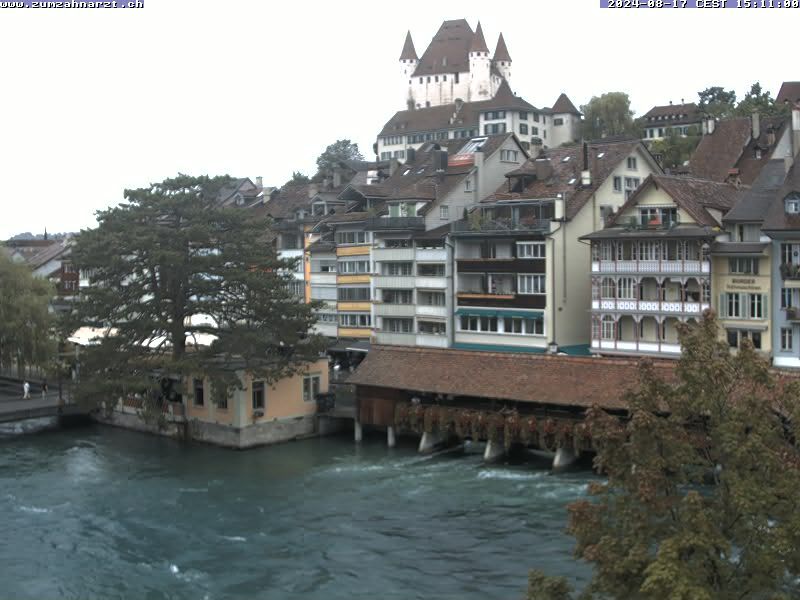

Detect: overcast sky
0,0,794,238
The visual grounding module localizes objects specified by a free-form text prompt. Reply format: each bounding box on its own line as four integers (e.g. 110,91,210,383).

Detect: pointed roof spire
493,33,511,62
400,30,418,61
552,93,581,116
469,21,489,54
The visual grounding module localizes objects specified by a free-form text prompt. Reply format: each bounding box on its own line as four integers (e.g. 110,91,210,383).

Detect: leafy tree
530,311,800,599
649,125,702,171
0,253,55,376
67,174,325,408
580,93,637,140
289,171,310,184
698,86,737,119
315,139,364,175
735,82,787,118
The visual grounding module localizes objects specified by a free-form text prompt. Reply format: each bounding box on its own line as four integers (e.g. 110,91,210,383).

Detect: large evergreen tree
67,174,325,407
0,253,54,376
530,311,800,599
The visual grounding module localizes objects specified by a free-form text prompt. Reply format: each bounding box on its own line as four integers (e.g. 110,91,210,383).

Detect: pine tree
530,311,800,599
66,174,326,407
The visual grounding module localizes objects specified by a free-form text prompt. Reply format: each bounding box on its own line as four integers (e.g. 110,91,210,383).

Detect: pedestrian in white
23,381,30,400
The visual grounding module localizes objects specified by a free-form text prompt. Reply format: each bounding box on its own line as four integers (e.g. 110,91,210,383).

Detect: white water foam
18,505,51,514
477,469,547,482
221,535,246,542
178,488,208,493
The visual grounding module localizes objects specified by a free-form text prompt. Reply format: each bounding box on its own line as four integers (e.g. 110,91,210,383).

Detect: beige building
186,358,330,448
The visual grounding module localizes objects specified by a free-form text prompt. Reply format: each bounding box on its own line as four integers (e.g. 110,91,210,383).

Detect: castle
377,20,582,161
400,19,511,110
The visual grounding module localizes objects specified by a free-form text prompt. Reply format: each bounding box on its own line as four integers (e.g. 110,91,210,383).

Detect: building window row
338,260,371,274
338,287,371,301
459,315,544,335
339,313,371,327
719,293,766,320
335,231,370,245
516,241,545,258
593,240,703,262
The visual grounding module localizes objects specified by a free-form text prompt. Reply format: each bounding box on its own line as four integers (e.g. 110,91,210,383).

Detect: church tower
468,22,491,102
493,33,512,83
399,31,418,110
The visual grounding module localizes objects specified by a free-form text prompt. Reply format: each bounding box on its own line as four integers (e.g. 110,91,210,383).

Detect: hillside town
5,9,800,600
5,20,800,456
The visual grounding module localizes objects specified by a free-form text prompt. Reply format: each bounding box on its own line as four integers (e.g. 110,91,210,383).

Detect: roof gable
551,93,580,116
413,19,474,76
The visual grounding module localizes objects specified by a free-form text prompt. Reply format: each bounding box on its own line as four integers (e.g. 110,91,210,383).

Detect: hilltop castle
399,19,512,110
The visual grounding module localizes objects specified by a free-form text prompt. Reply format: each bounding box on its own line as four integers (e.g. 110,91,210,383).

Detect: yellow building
186,358,329,448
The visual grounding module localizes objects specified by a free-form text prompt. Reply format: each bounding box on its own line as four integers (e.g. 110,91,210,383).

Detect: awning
328,340,371,353
455,308,544,319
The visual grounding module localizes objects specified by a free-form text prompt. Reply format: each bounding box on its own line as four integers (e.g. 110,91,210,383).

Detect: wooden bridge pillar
387,425,396,448
483,439,505,463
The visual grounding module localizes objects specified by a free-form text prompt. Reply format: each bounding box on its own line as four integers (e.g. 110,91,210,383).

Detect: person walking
41,379,48,400
23,381,30,400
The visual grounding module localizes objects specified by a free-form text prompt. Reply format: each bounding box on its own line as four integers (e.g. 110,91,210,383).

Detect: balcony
457,292,546,309
592,299,709,315
591,260,710,275
416,305,448,318
592,339,681,355
450,218,550,235
374,331,416,346
458,258,545,273
416,333,449,348
365,217,425,231
415,276,447,289
373,247,415,261
416,248,447,261
781,263,800,282
373,275,415,289
374,303,416,318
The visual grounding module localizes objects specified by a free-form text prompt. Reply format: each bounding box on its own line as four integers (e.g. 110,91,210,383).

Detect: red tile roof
348,345,677,411
776,81,800,105
689,118,752,182
643,102,701,126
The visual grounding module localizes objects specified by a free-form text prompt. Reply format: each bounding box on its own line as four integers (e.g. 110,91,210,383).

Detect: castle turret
492,33,512,82
468,22,491,102
399,31,418,109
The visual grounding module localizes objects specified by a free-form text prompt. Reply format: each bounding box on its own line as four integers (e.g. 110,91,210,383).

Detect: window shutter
763,295,768,320
719,294,725,318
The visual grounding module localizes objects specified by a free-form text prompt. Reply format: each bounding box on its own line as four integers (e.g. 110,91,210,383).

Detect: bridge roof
347,345,676,411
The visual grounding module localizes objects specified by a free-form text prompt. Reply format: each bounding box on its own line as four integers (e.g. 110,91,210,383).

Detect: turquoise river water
0,424,595,599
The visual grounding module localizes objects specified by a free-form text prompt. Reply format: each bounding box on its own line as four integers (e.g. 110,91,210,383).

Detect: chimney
706,117,716,135
751,110,761,142
581,142,591,186
534,158,553,181
406,147,416,164
767,126,776,147
436,149,448,173
308,183,318,199
256,176,263,188
389,157,399,176
792,102,800,156
554,193,565,221
333,169,342,188
474,150,488,200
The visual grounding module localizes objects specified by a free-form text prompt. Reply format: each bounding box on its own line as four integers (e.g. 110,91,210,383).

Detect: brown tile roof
607,175,738,228
689,116,789,185
643,102,702,126
414,19,474,77
726,159,787,223
762,156,800,232
689,118,752,182
776,81,800,105
485,139,658,220
468,21,489,53
378,81,536,137
262,183,313,219
551,93,580,115
27,238,71,270
348,345,677,411
492,32,511,62
400,30,417,61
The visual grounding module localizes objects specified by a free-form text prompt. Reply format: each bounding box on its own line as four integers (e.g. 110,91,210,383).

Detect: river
0,424,595,599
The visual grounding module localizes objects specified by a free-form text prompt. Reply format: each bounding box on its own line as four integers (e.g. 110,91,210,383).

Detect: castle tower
399,31,418,110
492,33,512,83
468,22,491,102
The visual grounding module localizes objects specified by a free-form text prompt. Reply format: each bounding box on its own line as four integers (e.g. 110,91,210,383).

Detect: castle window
519,123,528,135
427,76,431,83
455,73,459,83
425,101,431,107
533,112,540,122
785,193,800,214
435,76,439,82
419,78,423,84
443,75,447,81
519,111,528,120
553,118,564,126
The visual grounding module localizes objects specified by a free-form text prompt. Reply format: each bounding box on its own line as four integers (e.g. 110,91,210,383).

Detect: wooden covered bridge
345,345,676,467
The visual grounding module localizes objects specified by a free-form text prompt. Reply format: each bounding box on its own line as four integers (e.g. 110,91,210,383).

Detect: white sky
0,0,794,238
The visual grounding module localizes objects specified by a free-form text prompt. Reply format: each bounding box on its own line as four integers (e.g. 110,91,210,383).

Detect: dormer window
754,148,762,159
786,193,800,214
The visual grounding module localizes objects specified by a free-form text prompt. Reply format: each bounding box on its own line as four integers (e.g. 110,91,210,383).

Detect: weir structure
343,345,678,469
